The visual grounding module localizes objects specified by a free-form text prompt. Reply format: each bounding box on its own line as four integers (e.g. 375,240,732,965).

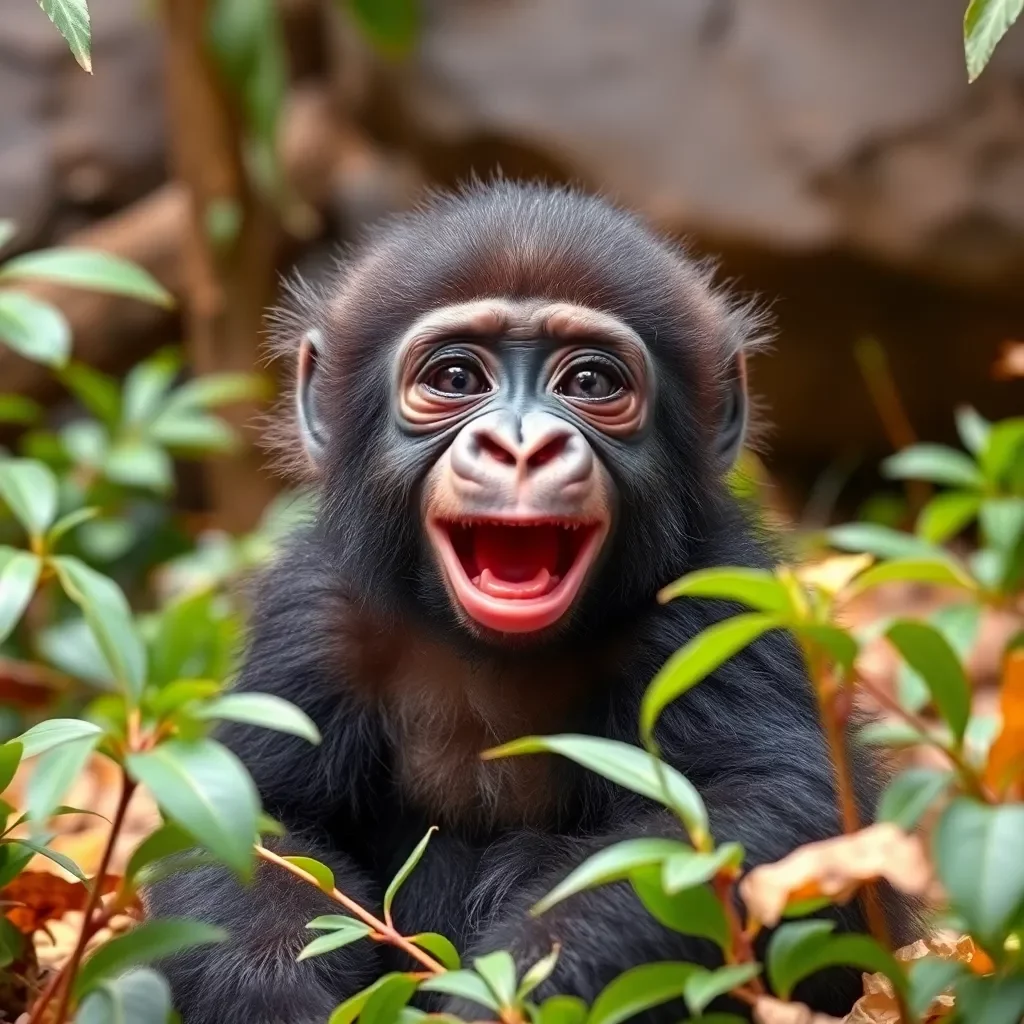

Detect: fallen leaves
740,824,933,927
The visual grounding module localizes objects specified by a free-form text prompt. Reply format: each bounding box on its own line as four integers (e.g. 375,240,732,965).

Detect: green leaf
8,836,86,881
148,680,223,718
52,555,146,701
857,719,942,749
125,821,195,882
955,406,991,456
964,0,1024,81
0,838,34,889
536,995,587,1024
847,558,977,600
982,417,1024,484
885,621,971,742
348,0,419,55
384,826,437,921
0,458,58,537
0,394,43,425
126,739,259,877
796,624,859,671
37,616,116,689
360,973,420,1024
409,932,461,970
0,916,24,969
683,963,761,1015
484,735,709,847
148,410,237,453
882,444,984,489
0,742,22,794
0,549,41,644
897,603,981,712
57,363,120,426
877,768,952,830
121,349,181,426
0,221,15,252
953,974,1024,1024
47,506,101,548
27,733,101,825
162,372,269,413
74,918,225,997
0,291,71,366
632,868,729,950
194,693,321,745
518,945,560,1000
533,838,688,915
916,492,983,545
75,968,172,1024
284,855,334,892
0,249,172,307
826,523,939,560
104,441,174,493
641,613,783,741
934,798,1024,950
908,956,965,1019
474,950,518,1007
298,918,372,961
766,921,906,1001
17,718,104,758
662,842,744,894
148,589,237,688
421,970,500,1013
981,497,1024,554
328,974,410,1024
657,568,791,613
588,962,697,1024
37,0,92,73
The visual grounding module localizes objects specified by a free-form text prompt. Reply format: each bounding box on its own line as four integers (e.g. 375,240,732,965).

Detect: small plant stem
712,874,767,995
30,773,137,1024
254,844,446,974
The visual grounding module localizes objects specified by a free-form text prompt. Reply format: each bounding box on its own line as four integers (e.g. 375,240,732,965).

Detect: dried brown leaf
740,824,932,927
753,996,844,1023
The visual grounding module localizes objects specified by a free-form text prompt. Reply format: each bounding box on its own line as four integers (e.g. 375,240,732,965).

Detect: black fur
146,183,911,1023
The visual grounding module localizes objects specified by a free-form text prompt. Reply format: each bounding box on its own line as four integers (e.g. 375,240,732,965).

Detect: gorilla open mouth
427,518,607,633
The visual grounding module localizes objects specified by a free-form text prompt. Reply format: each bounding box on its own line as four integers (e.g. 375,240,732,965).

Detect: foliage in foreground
1,218,1023,1023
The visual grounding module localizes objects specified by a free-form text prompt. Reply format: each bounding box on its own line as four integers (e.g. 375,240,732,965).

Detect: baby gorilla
147,182,910,1023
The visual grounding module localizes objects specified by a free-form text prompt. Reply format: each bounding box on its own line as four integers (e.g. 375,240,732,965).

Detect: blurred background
2,0,1023,534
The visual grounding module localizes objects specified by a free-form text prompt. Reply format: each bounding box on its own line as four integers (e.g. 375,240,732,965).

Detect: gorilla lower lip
428,518,606,633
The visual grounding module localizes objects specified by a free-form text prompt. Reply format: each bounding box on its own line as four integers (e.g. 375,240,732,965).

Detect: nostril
477,434,517,466
527,434,569,469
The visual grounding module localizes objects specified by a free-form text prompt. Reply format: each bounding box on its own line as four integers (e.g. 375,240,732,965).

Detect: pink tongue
475,567,557,599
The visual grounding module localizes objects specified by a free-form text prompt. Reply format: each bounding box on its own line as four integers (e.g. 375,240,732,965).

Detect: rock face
358,0,1024,293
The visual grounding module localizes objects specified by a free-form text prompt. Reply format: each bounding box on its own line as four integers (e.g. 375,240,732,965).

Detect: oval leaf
74,918,225,997
284,855,335,892
483,735,708,848
474,950,518,1007
27,734,101,826
885,621,971,742
662,842,744,894
964,0,1024,82
0,741,23,794
0,549,41,644
75,968,172,1024
410,932,461,971
195,693,321,745
826,523,940,560
518,945,560,1000
658,568,791,614
126,739,259,878
916,492,983,545
361,973,419,1024
878,768,953,830
847,558,977,600
298,920,372,961
125,821,196,883
421,970,500,1013
588,962,698,1024
0,249,172,307
631,868,729,950
16,718,104,758
0,291,71,366
684,963,762,1015
882,444,984,489
0,458,58,537
641,613,783,740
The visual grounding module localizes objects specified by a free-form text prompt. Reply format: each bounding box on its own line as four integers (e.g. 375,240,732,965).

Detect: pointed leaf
57,363,120,426
964,0,1024,82
641,613,782,741
533,838,688,915
37,0,92,73
847,558,977,600
588,962,698,1024
955,406,991,456
298,919,372,961
162,372,269,412
518,945,560,1000
0,459,58,537
284,855,334,892
17,718,104,758
410,932,461,970
657,568,791,613
632,867,729,950
194,693,321,745
74,918,225,996
421,970,500,1012
27,733,100,825
125,821,195,882
916,492,983,545
104,441,174,493
882,444,984,488
885,621,971,742
877,768,952,830
795,624,859,671
328,974,411,1024
0,742,22,795
474,950,518,1007
148,411,237,452
662,842,744,894
934,798,1024,950
684,963,761,1015
9,837,86,881
0,549,41,644
75,968,172,1024
121,350,181,426
0,291,71,366
383,826,437,921
47,506,100,548
52,555,145,700
982,417,1024,484
360,973,419,1024
0,249,172,306
126,739,259,877
827,523,939,560
484,735,708,847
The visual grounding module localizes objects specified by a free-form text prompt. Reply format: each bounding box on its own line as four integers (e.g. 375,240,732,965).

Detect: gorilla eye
425,361,489,397
556,362,624,401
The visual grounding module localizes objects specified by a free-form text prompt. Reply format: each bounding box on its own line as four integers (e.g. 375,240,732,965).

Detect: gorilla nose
451,413,594,492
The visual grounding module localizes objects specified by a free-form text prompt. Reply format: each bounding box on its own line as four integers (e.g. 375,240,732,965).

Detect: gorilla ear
297,329,327,463
714,352,749,469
